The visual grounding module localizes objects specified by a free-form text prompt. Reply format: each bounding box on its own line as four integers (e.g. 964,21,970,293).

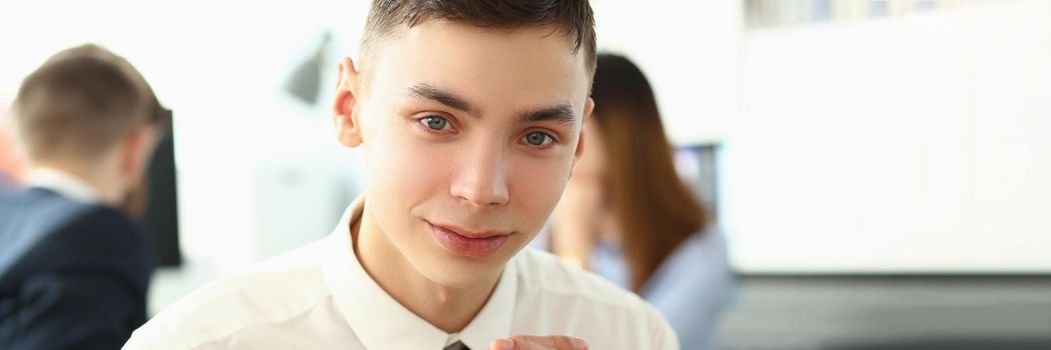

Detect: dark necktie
444,340,470,350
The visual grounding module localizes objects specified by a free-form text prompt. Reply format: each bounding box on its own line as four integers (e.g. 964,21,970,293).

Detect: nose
449,142,510,207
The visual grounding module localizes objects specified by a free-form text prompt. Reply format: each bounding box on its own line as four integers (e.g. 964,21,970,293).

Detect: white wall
722,0,1051,273
591,0,743,144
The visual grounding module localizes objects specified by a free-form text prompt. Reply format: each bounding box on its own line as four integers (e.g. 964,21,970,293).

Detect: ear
574,97,595,160
119,126,159,188
333,57,364,148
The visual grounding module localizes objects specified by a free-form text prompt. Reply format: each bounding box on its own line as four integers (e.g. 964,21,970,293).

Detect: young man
0,44,165,349
126,1,678,349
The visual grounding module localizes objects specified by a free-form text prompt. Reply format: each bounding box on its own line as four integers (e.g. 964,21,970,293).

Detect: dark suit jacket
0,187,152,349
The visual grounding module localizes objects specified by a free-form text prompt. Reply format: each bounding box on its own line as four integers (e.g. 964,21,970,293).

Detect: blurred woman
550,54,733,350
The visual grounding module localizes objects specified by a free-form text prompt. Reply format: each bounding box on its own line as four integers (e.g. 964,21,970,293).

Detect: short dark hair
361,0,596,75
12,44,165,162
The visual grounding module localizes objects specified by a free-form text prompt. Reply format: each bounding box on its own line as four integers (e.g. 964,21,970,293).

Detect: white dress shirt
124,197,678,350
25,167,100,203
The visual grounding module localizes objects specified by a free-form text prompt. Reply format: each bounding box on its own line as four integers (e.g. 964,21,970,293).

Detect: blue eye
523,131,550,146
422,116,448,131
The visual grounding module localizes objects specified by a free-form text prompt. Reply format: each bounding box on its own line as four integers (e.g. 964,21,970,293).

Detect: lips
428,221,510,258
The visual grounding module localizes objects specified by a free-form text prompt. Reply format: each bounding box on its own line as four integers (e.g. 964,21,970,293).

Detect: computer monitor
143,112,181,267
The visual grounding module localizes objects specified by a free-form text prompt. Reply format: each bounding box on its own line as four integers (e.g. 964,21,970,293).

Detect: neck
28,160,124,205
353,206,499,333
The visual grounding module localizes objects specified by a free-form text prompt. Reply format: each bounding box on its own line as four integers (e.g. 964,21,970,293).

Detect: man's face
354,20,593,288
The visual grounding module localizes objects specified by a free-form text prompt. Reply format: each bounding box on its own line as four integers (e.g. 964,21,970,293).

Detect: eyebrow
405,83,579,126
517,105,576,127
406,83,477,116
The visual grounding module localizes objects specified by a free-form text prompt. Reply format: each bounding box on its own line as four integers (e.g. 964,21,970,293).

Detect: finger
510,335,588,350
489,338,548,350
489,338,516,350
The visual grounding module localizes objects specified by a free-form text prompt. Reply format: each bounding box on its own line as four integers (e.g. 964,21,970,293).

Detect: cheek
509,157,573,233
366,115,449,190
363,119,454,229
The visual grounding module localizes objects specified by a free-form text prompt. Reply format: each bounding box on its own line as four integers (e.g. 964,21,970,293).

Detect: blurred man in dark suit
0,44,166,349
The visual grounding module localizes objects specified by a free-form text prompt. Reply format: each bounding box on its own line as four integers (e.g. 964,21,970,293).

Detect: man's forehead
361,20,592,117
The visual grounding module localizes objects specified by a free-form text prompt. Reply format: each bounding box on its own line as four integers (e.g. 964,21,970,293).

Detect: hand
489,335,588,350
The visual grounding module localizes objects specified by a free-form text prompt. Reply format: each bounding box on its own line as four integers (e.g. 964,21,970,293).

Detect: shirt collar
25,167,99,203
321,196,517,350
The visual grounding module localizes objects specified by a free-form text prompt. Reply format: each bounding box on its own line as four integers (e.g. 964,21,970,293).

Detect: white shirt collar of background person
25,167,100,203
124,196,679,350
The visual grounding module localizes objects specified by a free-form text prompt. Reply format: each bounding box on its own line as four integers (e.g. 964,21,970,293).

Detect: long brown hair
591,54,709,292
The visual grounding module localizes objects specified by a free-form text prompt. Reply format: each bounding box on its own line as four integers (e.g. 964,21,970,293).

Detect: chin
414,254,506,290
